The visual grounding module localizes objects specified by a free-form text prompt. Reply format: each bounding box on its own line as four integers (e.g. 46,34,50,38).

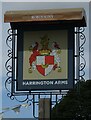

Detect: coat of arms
29,35,61,76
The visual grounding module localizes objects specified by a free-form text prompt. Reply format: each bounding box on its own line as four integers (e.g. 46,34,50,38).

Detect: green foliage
51,80,91,120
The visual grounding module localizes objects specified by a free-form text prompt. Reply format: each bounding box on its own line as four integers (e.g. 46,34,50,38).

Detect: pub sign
4,8,86,91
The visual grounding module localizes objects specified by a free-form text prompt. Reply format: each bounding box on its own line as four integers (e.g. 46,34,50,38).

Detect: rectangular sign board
17,28,74,91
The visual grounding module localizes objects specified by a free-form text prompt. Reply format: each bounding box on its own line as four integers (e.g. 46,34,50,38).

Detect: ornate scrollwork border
75,27,86,81
78,27,86,81
5,29,13,98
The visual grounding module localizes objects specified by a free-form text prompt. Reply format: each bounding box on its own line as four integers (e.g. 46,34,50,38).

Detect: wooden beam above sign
4,8,86,24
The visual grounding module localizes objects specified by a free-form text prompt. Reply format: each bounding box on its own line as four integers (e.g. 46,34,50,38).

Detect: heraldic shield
36,55,54,76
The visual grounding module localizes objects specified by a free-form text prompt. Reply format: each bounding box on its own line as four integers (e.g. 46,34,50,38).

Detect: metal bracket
5,27,86,119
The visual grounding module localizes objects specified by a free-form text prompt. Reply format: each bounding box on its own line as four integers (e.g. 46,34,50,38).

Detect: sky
89,2,91,80
0,1,90,119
